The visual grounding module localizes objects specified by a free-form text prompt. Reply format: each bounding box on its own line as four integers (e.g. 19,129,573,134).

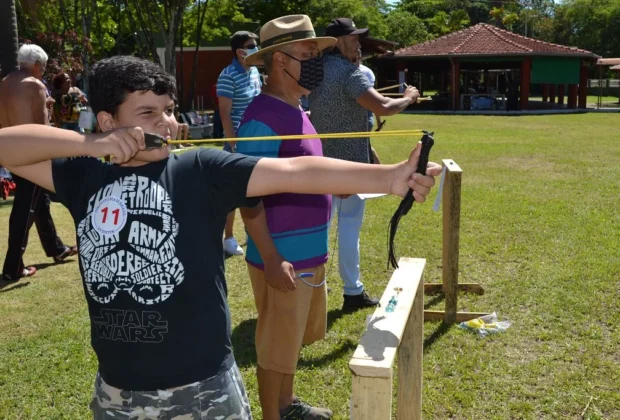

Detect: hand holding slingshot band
375,83,432,102
144,130,435,270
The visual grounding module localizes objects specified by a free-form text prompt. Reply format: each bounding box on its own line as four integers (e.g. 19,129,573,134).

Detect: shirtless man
0,44,76,282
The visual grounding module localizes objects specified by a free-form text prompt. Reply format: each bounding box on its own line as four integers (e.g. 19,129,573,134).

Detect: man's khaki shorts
248,263,327,375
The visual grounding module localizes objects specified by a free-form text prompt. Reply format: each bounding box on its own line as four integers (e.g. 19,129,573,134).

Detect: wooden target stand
423,159,489,323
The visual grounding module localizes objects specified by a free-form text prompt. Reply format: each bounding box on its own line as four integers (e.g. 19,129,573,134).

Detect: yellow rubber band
166,129,426,144
375,83,404,92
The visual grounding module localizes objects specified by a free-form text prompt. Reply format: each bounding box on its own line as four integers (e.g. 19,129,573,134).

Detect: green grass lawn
1,114,619,419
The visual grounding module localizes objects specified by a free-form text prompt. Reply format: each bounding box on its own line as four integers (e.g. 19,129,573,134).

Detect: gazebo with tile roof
375,23,600,111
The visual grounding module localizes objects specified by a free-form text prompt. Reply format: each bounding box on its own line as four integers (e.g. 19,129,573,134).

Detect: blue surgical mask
244,47,259,56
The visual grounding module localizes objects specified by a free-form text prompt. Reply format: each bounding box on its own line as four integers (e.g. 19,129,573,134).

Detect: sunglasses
244,44,258,50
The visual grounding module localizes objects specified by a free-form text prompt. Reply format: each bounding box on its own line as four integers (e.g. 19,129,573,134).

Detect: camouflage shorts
90,363,253,419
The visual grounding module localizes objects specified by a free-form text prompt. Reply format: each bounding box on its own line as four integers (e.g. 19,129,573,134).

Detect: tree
385,10,431,47
489,7,504,27
427,10,470,36
0,0,19,78
128,0,190,73
238,0,390,39
180,0,249,111
467,1,491,25
503,12,519,31
559,0,620,58
309,0,390,38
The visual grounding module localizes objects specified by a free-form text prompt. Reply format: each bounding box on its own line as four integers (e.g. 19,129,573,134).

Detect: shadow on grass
0,280,30,292
231,317,257,368
424,293,445,310
33,259,76,271
232,308,361,369
298,340,357,368
326,308,348,332
423,321,453,354
0,199,14,208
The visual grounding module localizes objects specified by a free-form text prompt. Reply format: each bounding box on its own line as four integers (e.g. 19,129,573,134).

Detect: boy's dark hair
89,56,177,116
230,31,258,55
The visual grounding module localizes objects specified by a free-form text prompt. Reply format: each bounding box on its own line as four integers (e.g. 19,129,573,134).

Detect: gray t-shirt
309,53,372,163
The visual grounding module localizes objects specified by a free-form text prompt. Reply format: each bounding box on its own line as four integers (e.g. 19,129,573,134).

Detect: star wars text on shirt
77,174,185,342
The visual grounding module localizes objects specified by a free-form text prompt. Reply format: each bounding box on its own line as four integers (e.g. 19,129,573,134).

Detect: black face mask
281,51,324,92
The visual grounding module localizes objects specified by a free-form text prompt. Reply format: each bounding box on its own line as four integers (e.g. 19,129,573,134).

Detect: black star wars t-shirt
52,148,260,390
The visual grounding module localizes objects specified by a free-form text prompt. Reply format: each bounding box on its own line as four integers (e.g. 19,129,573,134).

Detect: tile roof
390,23,598,58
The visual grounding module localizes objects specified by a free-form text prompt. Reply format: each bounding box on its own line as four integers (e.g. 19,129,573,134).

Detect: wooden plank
397,267,424,420
350,375,392,420
443,159,462,324
349,258,426,378
424,283,485,295
424,311,490,323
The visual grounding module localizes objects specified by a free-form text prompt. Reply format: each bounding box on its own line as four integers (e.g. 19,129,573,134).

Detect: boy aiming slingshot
0,55,440,419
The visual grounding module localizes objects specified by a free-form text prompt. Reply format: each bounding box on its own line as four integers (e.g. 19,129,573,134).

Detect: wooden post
351,375,392,419
451,59,460,110
397,269,424,420
578,60,588,109
542,83,549,102
424,159,487,323
549,84,557,104
484,69,490,93
442,159,462,324
558,84,565,106
520,58,531,110
350,258,426,420
568,84,578,109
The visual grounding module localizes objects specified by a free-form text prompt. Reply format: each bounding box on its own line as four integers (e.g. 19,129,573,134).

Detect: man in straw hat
236,14,437,419
236,15,340,419
309,18,420,313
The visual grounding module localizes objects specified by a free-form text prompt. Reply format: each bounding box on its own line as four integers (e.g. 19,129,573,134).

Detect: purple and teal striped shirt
237,94,331,270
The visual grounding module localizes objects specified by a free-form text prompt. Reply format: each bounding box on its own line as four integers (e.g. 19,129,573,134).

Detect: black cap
324,18,369,38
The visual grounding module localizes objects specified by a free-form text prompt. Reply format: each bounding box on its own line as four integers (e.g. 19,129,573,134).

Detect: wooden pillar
578,60,588,109
558,84,565,106
350,258,426,420
520,58,531,110
549,84,557,104
484,69,490,93
351,375,392,419
397,270,424,420
567,84,578,108
451,59,460,110
542,83,549,102
442,159,462,324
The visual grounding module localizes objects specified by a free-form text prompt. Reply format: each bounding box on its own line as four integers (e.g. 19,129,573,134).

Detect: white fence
588,79,620,88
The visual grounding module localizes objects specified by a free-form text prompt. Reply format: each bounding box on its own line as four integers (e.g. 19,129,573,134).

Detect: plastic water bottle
386,296,398,313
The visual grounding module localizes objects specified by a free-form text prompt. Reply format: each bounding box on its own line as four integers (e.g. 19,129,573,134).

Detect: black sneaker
342,291,380,311
280,398,333,419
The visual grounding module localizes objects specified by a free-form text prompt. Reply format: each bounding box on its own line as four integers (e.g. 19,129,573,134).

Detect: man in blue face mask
216,31,263,257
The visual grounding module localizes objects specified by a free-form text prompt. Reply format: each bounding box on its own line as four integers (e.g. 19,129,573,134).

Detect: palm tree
0,0,19,78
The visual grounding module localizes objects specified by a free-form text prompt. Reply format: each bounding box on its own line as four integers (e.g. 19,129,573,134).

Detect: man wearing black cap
309,18,420,311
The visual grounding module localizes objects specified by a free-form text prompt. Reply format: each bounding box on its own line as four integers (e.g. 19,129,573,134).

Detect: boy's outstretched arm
246,142,442,201
0,125,145,192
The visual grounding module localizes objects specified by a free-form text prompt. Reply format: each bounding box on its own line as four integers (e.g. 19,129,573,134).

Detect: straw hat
245,15,337,66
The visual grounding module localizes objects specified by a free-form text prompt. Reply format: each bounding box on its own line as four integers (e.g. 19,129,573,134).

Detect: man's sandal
53,245,78,263
2,266,37,282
